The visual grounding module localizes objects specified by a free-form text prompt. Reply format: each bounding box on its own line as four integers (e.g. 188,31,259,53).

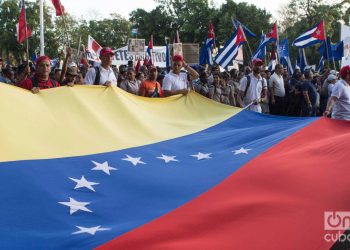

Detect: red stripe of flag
51,0,65,16
17,0,31,44
97,118,350,250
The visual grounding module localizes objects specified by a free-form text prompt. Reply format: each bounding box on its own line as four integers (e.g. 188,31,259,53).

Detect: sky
57,0,284,21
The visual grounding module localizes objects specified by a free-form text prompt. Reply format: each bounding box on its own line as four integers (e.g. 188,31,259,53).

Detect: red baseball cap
173,55,184,62
36,55,51,65
340,66,350,79
252,58,264,66
100,47,115,57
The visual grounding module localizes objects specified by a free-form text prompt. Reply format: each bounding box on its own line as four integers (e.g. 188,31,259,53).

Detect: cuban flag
199,21,215,65
233,18,256,38
215,25,246,68
268,46,277,71
252,33,266,60
255,22,278,51
316,56,325,72
296,48,308,72
0,84,350,250
292,20,326,48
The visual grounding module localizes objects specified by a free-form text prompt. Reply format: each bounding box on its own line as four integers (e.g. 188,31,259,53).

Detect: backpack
93,66,101,85
150,82,160,98
31,77,57,88
243,75,251,98
243,75,264,99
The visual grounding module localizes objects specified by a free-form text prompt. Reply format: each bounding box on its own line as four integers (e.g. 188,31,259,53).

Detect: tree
129,7,173,45
153,0,217,43
279,0,350,65
214,0,272,64
86,13,130,48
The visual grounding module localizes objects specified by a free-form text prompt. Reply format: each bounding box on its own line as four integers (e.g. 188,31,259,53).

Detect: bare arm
183,61,199,79
323,96,337,117
60,47,72,83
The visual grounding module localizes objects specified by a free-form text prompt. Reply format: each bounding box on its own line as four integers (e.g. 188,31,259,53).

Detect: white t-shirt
269,73,285,97
239,73,267,113
162,71,189,91
331,79,350,120
85,66,117,85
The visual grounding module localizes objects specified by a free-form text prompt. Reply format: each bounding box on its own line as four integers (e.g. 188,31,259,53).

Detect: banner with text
113,46,167,67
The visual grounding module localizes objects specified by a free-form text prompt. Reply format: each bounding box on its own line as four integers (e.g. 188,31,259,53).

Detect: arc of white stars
58,197,92,215
191,152,212,160
69,176,99,192
156,154,179,163
122,154,146,166
72,226,111,235
233,147,251,155
91,160,117,175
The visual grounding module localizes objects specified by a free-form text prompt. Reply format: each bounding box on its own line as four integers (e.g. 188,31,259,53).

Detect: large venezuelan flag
0,84,349,250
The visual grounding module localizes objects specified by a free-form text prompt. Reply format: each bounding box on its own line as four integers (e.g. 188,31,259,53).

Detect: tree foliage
0,0,349,66
279,0,350,65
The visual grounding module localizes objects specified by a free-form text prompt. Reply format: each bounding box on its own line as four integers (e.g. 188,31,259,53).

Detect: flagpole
240,25,253,59
275,21,280,64
151,35,154,66
262,30,267,65
58,2,70,47
23,0,29,61
323,19,335,70
39,0,44,56
76,35,81,64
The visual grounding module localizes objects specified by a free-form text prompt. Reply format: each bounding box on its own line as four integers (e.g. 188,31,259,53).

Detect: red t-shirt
19,76,60,90
139,80,163,97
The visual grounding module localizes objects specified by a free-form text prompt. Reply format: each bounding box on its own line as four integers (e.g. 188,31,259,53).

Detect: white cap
327,74,337,81
330,70,337,75
68,62,77,67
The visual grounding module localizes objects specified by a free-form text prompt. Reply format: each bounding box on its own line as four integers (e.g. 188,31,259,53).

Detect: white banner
341,24,350,67
112,46,167,67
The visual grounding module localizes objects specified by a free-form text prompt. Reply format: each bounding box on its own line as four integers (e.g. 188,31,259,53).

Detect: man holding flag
237,58,267,112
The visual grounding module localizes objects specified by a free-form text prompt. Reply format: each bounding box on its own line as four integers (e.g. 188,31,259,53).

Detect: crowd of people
1,46,349,121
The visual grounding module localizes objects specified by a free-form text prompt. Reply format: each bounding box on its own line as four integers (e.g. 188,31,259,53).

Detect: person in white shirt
85,47,117,86
269,64,285,115
237,59,268,113
162,55,199,97
324,66,350,121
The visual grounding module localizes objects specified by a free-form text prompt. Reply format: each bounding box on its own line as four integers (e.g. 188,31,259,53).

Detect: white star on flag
122,154,146,166
91,161,117,175
316,29,321,35
191,152,212,160
69,176,99,192
156,154,179,163
72,225,111,235
58,197,92,215
233,147,251,155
